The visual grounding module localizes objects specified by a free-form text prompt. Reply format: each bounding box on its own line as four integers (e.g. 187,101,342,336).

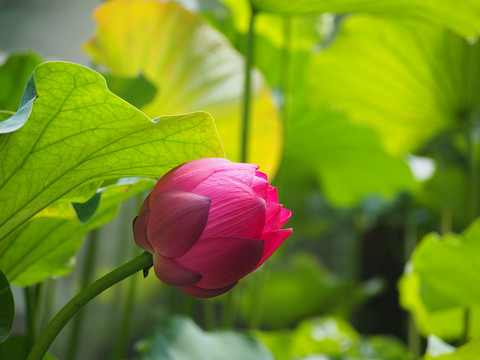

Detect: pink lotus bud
133,158,292,298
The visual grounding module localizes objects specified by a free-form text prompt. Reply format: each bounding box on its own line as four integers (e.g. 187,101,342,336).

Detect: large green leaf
286,107,417,205
399,219,480,339
0,270,13,344
310,16,480,154
136,316,274,360
0,179,155,287
249,0,480,40
0,61,224,248
84,0,282,175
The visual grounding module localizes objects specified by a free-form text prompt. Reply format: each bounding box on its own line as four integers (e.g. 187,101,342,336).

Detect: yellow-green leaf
0,61,224,248
310,16,480,154
84,0,282,175
250,0,480,40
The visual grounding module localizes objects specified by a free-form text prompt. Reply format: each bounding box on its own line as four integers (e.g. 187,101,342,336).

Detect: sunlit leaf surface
250,0,480,40
84,0,282,175
0,61,224,248
311,16,480,154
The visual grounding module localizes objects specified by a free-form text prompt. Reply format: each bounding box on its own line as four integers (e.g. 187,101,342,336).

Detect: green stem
27,251,153,360
240,3,257,163
110,246,141,360
66,230,99,360
25,284,41,350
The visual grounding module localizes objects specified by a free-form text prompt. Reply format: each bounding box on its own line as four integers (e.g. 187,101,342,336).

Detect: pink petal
257,229,292,268
147,190,211,258
139,193,150,213
133,209,153,253
267,187,278,203
151,158,229,203
280,208,292,227
177,237,264,289
263,202,281,233
251,174,270,199
255,171,268,180
215,162,258,187
193,176,266,239
178,282,237,298
153,253,202,287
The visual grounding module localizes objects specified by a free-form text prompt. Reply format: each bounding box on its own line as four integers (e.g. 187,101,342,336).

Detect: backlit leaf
310,16,480,154
250,0,480,40
84,0,282,175
286,107,416,205
0,61,224,249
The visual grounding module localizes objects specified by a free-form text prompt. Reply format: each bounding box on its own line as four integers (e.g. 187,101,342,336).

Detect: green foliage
239,253,382,328
249,0,480,40
0,334,58,360
0,179,155,287
286,107,417,205
0,61,224,247
136,316,274,360
0,52,42,111
425,335,480,360
256,316,409,360
84,0,282,175
311,15,480,154
103,73,157,110
0,271,14,344
399,219,480,339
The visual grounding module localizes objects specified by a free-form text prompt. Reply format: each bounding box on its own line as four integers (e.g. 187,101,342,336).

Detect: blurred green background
1,0,480,359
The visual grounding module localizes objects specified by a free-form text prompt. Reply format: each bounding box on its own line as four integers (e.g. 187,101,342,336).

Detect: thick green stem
27,251,153,360
66,230,99,360
240,4,257,163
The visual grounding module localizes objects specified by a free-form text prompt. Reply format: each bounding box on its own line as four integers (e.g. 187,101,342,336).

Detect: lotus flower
133,158,292,298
